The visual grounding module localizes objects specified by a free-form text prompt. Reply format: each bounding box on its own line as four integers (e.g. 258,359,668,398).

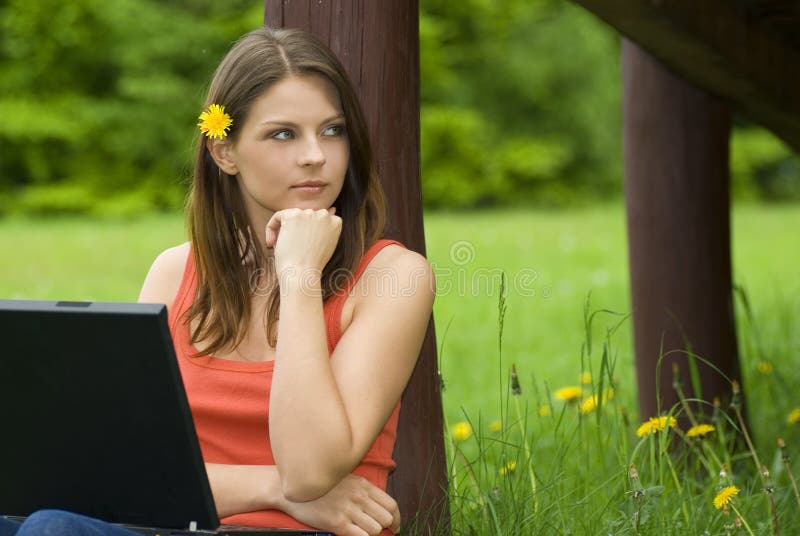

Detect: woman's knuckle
378,510,393,527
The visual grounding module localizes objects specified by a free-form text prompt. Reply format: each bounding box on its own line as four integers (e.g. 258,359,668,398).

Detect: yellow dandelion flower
581,395,598,414
489,420,503,433
580,372,592,385
636,416,677,437
554,386,582,402
451,421,472,441
686,424,716,438
788,408,800,425
713,485,739,510
198,104,233,139
499,461,517,476
538,405,551,417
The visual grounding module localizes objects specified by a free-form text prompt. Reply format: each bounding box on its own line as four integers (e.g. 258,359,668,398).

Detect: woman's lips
292,185,326,194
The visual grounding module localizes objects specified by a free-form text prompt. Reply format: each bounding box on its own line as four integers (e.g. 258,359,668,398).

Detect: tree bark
622,39,741,420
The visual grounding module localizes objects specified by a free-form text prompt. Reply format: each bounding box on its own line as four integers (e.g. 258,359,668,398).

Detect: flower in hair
197,104,233,139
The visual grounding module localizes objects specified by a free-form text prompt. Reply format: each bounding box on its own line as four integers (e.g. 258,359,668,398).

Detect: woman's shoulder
370,242,430,270
137,241,192,310
360,242,435,302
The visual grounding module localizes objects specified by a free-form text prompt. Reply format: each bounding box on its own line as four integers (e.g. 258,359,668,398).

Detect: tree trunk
622,39,741,421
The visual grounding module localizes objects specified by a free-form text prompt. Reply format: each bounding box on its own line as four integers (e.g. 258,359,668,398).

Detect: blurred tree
0,0,796,215
420,0,623,208
0,0,262,216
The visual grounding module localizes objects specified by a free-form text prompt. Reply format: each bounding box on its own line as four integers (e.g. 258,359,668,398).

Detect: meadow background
2,0,800,533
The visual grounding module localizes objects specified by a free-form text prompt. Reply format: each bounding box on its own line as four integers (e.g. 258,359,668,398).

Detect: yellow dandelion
580,372,592,385
554,386,582,402
198,104,233,140
756,361,773,375
686,424,716,438
489,420,503,433
451,421,472,441
636,415,677,437
581,395,598,414
538,405,551,417
499,461,517,476
788,408,800,425
713,485,740,510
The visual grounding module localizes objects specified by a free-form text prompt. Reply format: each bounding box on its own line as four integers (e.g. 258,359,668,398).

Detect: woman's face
221,74,349,225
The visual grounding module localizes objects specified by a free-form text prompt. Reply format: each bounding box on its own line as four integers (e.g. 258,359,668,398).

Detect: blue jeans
0,510,140,536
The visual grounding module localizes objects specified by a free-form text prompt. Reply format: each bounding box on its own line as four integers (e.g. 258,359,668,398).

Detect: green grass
2,203,800,534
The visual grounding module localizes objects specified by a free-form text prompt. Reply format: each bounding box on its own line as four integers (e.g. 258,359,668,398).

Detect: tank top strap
324,239,406,352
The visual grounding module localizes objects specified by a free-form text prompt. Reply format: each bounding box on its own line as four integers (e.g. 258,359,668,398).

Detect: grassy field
3,203,800,533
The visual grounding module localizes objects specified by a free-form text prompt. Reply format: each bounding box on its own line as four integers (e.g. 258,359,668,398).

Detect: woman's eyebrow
259,113,345,127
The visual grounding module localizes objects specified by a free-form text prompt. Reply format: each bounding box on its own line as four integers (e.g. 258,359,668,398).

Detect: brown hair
186,27,387,356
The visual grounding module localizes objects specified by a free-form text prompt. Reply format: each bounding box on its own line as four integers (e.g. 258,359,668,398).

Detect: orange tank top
168,239,404,531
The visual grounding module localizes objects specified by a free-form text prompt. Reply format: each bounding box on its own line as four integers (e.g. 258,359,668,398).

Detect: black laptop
0,299,331,536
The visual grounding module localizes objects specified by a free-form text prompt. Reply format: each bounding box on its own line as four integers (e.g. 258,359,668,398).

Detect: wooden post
622,39,741,419
264,1,449,532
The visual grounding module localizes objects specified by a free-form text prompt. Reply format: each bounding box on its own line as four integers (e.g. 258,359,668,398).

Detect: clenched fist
265,207,342,278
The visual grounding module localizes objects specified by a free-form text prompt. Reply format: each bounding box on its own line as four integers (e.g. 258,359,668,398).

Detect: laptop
0,299,331,536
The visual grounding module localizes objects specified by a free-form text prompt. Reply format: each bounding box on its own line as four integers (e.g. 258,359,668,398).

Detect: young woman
0,27,434,536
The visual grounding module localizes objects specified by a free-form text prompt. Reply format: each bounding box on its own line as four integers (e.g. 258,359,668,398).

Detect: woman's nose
298,137,326,167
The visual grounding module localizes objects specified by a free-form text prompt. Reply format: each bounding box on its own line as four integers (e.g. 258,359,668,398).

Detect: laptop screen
0,300,219,530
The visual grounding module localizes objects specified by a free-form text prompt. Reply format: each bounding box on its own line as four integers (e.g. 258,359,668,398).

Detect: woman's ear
206,138,239,175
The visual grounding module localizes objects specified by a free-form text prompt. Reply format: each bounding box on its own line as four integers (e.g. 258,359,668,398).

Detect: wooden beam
264,2,449,532
571,0,800,152
622,40,741,419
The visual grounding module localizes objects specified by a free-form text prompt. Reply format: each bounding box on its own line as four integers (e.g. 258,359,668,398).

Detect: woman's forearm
270,274,354,500
205,463,287,518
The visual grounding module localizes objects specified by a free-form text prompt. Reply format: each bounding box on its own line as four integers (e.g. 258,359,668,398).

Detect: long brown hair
186,27,386,356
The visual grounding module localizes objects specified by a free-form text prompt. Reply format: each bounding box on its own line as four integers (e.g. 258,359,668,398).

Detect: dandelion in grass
581,395,598,414
554,386,582,402
538,405,551,417
756,361,773,375
580,389,614,415
451,421,472,441
499,461,516,476
580,372,592,385
489,420,502,433
788,408,800,425
714,485,740,510
636,415,677,437
686,423,715,438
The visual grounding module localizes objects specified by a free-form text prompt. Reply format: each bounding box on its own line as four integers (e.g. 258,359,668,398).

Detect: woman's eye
322,124,345,137
271,130,293,140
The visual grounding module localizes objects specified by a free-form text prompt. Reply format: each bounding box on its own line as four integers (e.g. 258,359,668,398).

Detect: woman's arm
270,245,435,501
205,463,284,517
137,242,190,309
206,463,400,535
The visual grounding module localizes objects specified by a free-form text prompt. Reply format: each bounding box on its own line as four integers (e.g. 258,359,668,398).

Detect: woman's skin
138,74,435,536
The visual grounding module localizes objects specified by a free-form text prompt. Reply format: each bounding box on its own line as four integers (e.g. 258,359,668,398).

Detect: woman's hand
282,474,401,536
265,207,342,277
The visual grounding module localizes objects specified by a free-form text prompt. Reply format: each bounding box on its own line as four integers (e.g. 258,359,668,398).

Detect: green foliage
420,0,623,208
0,0,261,216
1,0,798,215
731,127,800,201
